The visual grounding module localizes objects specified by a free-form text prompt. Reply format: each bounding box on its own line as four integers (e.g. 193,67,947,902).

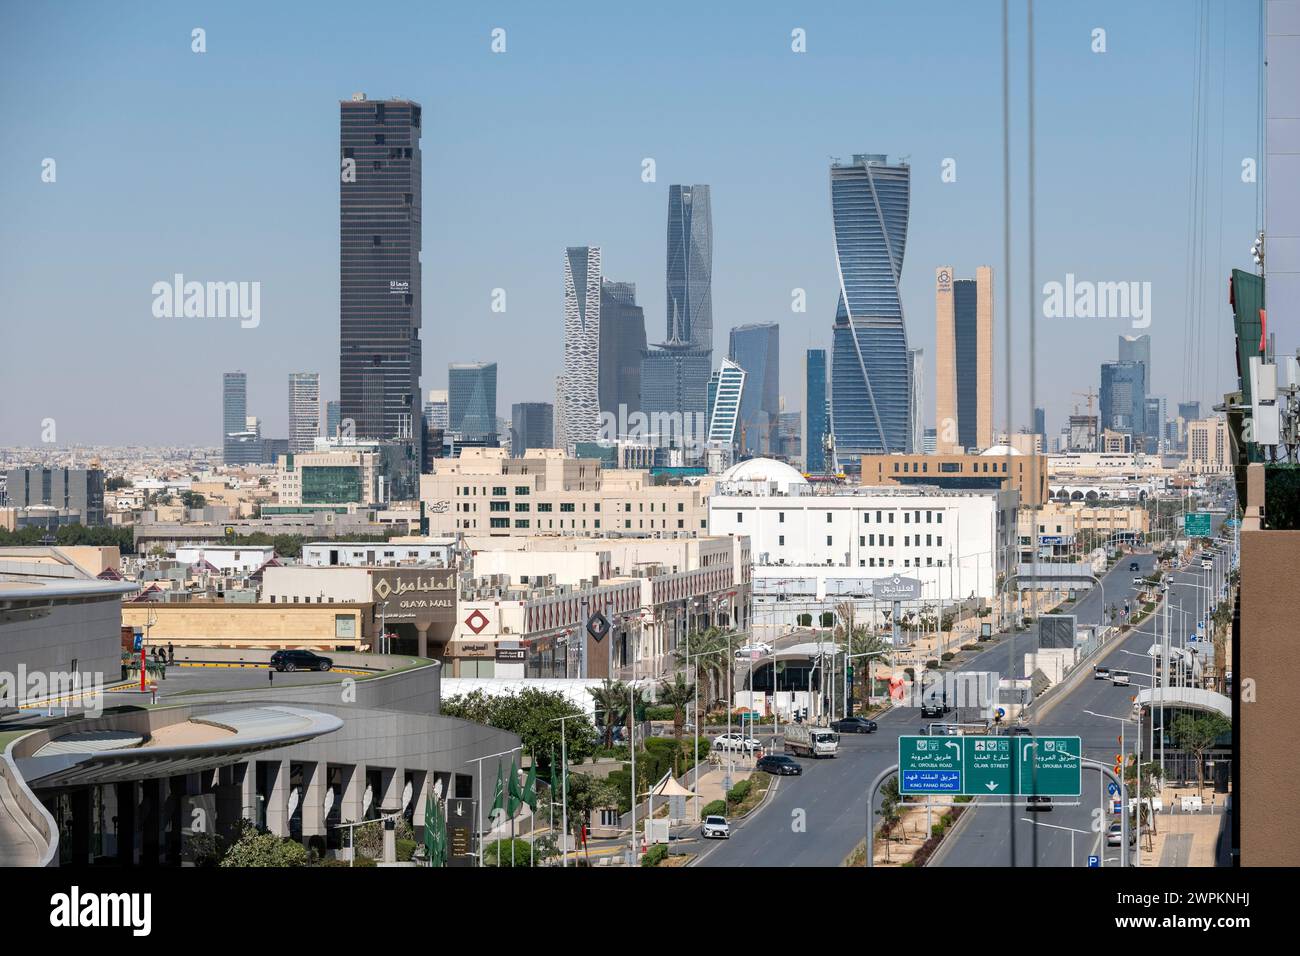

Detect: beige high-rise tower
934,265,993,453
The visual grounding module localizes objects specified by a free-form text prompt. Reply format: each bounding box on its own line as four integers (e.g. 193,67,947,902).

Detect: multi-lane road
696,548,1181,867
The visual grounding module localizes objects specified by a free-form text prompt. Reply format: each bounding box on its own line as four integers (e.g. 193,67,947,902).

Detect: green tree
179,490,207,510
675,626,739,713
483,838,532,867
106,475,132,491
1171,714,1231,798
586,680,631,748
656,672,695,742
878,777,903,863
441,688,596,765
1124,756,1164,843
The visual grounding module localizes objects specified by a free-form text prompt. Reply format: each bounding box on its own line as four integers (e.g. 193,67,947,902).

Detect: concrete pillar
263,760,290,836
418,624,429,658
411,769,429,836
115,781,137,866
300,762,325,839
338,763,363,825
240,759,257,824
216,763,247,841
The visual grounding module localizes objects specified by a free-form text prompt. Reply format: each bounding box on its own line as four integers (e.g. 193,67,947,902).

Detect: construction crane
1072,388,1098,417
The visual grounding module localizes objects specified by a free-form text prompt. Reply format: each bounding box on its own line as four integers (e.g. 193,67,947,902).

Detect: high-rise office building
288,372,320,454
666,185,712,351
806,349,828,473
728,323,779,455
339,93,422,445
598,280,646,419
1178,400,1201,422
1144,396,1167,454
222,372,256,465
934,266,994,452
1118,334,1151,383
511,403,554,457
706,359,746,448
425,389,449,430
449,363,497,442
325,400,342,439
640,348,712,447
555,246,602,451
1033,406,1047,439
776,410,802,460
909,348,924,455
829,155,912,461
1100,361,1147,441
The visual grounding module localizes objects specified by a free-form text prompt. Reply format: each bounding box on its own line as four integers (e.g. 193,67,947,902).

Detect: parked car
1129,561,1140,571
270,650,332,673
712,732,760,752
701,815,731,839
1026,795,1053,812
830,716,877,734
1107,821,1136,847
1094,666,1111,680
756,754,803,776
734,642,774,659
1111,671,1131,687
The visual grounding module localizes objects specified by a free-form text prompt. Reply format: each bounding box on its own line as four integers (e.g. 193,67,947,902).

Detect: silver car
701,815,731,839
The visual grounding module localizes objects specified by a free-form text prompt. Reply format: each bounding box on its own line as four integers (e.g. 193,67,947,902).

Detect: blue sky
0,0,1262,446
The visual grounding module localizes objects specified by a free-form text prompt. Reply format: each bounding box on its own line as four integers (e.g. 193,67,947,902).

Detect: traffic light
1114,754,1124,776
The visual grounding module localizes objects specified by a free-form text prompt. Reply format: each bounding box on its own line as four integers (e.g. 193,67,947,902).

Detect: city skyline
0,2,1259,448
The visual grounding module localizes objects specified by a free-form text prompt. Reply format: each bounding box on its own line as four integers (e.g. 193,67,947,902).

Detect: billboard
1038,613,1077,649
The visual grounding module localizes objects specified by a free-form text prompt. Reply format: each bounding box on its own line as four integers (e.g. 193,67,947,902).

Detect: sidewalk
1144,783,1230,867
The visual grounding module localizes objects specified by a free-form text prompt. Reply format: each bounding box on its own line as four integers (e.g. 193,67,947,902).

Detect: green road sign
899,735,1081,797
1184,512,1212,537
1016,736,1083,797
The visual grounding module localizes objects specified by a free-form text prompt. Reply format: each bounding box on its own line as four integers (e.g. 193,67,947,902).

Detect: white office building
288,372,320,454
706,458,1014,638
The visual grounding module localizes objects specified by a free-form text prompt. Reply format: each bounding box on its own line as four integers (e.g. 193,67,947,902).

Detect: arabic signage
872,574,921,602
898,735,1082,797
446,798,474,858
495,647,527,662
371,569,456,629
1184,512,1212,537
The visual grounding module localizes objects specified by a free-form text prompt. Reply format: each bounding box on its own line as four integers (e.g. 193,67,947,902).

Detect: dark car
1026,795,1053,812
756,754,803,776
830,716,877,734
270,650,333,673
1129,561,1140,571
920,700,945,719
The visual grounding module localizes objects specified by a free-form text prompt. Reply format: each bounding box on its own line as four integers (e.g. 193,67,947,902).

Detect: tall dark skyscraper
666,185,712,350
1100,360,1147,440
641,185,713,449
806,349,828,472
829,155,912,461
339,93,422,444
599,280,646,419
728,323,780,455
1033,406,1047,438
222,371,250,464
449,362,498,441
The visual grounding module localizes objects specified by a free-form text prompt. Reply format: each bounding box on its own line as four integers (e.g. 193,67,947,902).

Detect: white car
713,732,760,752
1106,822,1136,847
701,815,731,839
734,642,774,659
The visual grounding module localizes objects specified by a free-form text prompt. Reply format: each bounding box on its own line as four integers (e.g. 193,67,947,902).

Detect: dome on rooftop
719,458,809,492
979,444,1024,456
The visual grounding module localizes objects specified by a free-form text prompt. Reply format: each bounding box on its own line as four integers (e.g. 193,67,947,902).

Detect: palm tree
834,602,891,705
587,680,630,748
675,625,732,713
657,672,696,741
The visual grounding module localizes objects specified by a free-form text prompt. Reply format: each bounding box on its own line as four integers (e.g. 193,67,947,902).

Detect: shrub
396,839,417,862
645,705,676,722
941,652,955,662
219,821,309,867
726,779,754,805
931,823,945,838
701,799,727,818
483,838,533,867
962,643,977,651
925,659,940,669
641,843,669,867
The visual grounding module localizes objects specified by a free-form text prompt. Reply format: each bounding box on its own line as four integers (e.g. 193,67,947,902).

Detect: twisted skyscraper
829,155,912,461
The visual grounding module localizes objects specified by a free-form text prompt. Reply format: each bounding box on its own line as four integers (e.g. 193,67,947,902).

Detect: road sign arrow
985,781,999,791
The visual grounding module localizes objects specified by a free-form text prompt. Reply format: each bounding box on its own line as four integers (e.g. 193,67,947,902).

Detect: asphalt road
695,549,1164,867
935,532,1229,867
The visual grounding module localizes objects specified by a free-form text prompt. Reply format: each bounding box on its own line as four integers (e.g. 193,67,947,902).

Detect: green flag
423,790,437,865
490,761,505,826
433,797,447,867
507,756,523,818
550,746,561,789
521,758,538,812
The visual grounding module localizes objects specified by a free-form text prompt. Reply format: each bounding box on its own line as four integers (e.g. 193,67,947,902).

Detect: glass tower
222,371,253,464
728,323,779,455
1100,360,1147,440
339,94,422,444
599,280,645,419
806,349,827,473
556,246,602,450
288,372,320,454
666,185,712,350
449,362,498,441
829,155,912,461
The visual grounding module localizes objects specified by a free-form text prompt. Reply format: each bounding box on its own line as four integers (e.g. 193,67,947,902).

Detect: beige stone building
1187,417,1231,473
933,265,993,453
420,448,709,536
121,601,372,652
857,448,1048,507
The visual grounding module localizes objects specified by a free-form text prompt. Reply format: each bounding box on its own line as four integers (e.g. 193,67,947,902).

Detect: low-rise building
856,447,1047,507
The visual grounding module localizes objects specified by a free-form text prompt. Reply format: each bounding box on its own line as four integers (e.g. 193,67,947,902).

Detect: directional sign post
1184,512,1212,537
899,735,1082,797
